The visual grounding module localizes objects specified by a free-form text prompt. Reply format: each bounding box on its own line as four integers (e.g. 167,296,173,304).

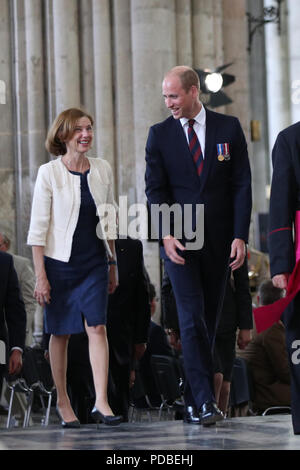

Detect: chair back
150,355,181,403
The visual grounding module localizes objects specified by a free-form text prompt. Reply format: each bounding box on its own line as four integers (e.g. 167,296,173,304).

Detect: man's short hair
258,279,284,306
0,232,10,250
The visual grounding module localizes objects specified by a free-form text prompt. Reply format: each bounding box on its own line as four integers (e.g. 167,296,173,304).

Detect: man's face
0,235,7,252
162,74,197,120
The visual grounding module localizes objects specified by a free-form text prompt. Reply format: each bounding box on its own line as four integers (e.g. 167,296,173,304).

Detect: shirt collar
180,104,206,128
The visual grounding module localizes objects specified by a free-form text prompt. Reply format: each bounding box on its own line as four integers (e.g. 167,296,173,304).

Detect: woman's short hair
45,108,94,156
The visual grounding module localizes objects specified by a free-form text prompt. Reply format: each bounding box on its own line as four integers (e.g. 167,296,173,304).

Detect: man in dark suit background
105,237,151,422
145,65,252,425
268,122,300,435
0,251,26,395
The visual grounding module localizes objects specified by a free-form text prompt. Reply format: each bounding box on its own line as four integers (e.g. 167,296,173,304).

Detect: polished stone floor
0,414,299,451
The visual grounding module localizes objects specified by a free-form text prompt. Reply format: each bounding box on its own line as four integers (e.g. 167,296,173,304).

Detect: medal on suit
217,144,224,161
224,143,230,161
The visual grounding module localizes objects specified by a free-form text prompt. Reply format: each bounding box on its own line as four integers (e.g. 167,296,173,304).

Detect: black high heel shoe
91,407,122,426
56,405,80,429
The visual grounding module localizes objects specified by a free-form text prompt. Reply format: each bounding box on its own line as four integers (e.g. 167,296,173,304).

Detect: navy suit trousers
165,251,229,409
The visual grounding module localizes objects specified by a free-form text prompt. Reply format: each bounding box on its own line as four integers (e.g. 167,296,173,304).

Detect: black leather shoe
56,406,80,429
200,402,224,426
91,407,122,426
183,406,201,425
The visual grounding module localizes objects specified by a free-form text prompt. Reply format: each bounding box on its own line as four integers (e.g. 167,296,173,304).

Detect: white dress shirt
180,104,206,158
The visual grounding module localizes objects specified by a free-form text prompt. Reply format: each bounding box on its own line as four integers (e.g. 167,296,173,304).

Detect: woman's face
65,116,93,155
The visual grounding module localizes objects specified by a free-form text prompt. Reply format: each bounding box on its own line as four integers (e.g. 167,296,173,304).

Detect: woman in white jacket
28,108,122,427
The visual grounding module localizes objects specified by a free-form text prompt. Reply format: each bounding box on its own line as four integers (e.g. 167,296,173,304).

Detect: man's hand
237,329,251,350
229,238,246,271
134,343,147,361
8,349,23,376
272,273,289,290
163,235,185,264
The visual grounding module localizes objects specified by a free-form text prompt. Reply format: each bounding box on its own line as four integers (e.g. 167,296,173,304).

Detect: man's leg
165,255,215,410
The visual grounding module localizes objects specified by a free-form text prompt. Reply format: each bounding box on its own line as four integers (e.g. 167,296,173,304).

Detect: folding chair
6,347,54,427
150,355,182,420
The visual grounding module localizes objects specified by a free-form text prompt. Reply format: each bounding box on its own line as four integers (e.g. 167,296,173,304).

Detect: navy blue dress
44,170,108,335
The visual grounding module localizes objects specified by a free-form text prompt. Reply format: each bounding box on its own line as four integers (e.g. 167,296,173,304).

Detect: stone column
247,0,270,250
222,0,250,137
265,0,290,154
24,0,47,184
193,0,224,70
192,0,225,112
131,0,177,319
52,0,81,113
10,0,30,254
44,0,56,126
92,0,115,173
112,0,134,199
175,0,193,66
78,0,95,120
286,0,299,123
0,0,16,249
222,0,253,243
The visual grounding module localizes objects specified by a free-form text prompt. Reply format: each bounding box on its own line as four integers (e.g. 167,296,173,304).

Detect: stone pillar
222,0,250,137
265,0,290,153
44,0,56,126
112,0,134,199
92,0,115,173
222,0,253,243
78,0,95,121
131,0,177,319
175,0,193,66
10,0,30,254
24,0,47,184
0,0,16,249
192,0,225,112
286,0,299,123
247,0,270,250
52,0,81,113
193,0,224,70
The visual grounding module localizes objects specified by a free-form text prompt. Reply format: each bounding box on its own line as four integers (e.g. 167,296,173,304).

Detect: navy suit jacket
0,252,26,358
268,122,300,278
145,108,252,262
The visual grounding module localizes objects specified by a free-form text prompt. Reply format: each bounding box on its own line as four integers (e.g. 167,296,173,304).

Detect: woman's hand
34,274,51,306
108,265,118,294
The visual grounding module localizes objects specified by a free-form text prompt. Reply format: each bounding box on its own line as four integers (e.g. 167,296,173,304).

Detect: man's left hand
229,238,246,271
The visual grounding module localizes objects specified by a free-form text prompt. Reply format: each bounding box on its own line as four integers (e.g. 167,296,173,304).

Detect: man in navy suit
0,251,26,394
268,122,300,435
145,66,252,425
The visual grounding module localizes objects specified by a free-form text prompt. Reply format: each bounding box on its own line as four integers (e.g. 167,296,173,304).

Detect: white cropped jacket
27,156,117,261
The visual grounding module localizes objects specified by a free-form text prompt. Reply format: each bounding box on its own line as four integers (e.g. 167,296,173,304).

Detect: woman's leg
49,333,78,422
85,321,114,416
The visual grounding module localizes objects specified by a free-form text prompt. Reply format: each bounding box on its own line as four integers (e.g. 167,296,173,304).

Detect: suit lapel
173,119,201,187
200,108,217,191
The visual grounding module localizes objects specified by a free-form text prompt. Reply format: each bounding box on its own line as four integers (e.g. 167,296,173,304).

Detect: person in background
27,107,121,428
106,237,151,421
0,232,37,346
238,279,290,412
138,282,175,407
214,256,253,415
0,251,26,397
